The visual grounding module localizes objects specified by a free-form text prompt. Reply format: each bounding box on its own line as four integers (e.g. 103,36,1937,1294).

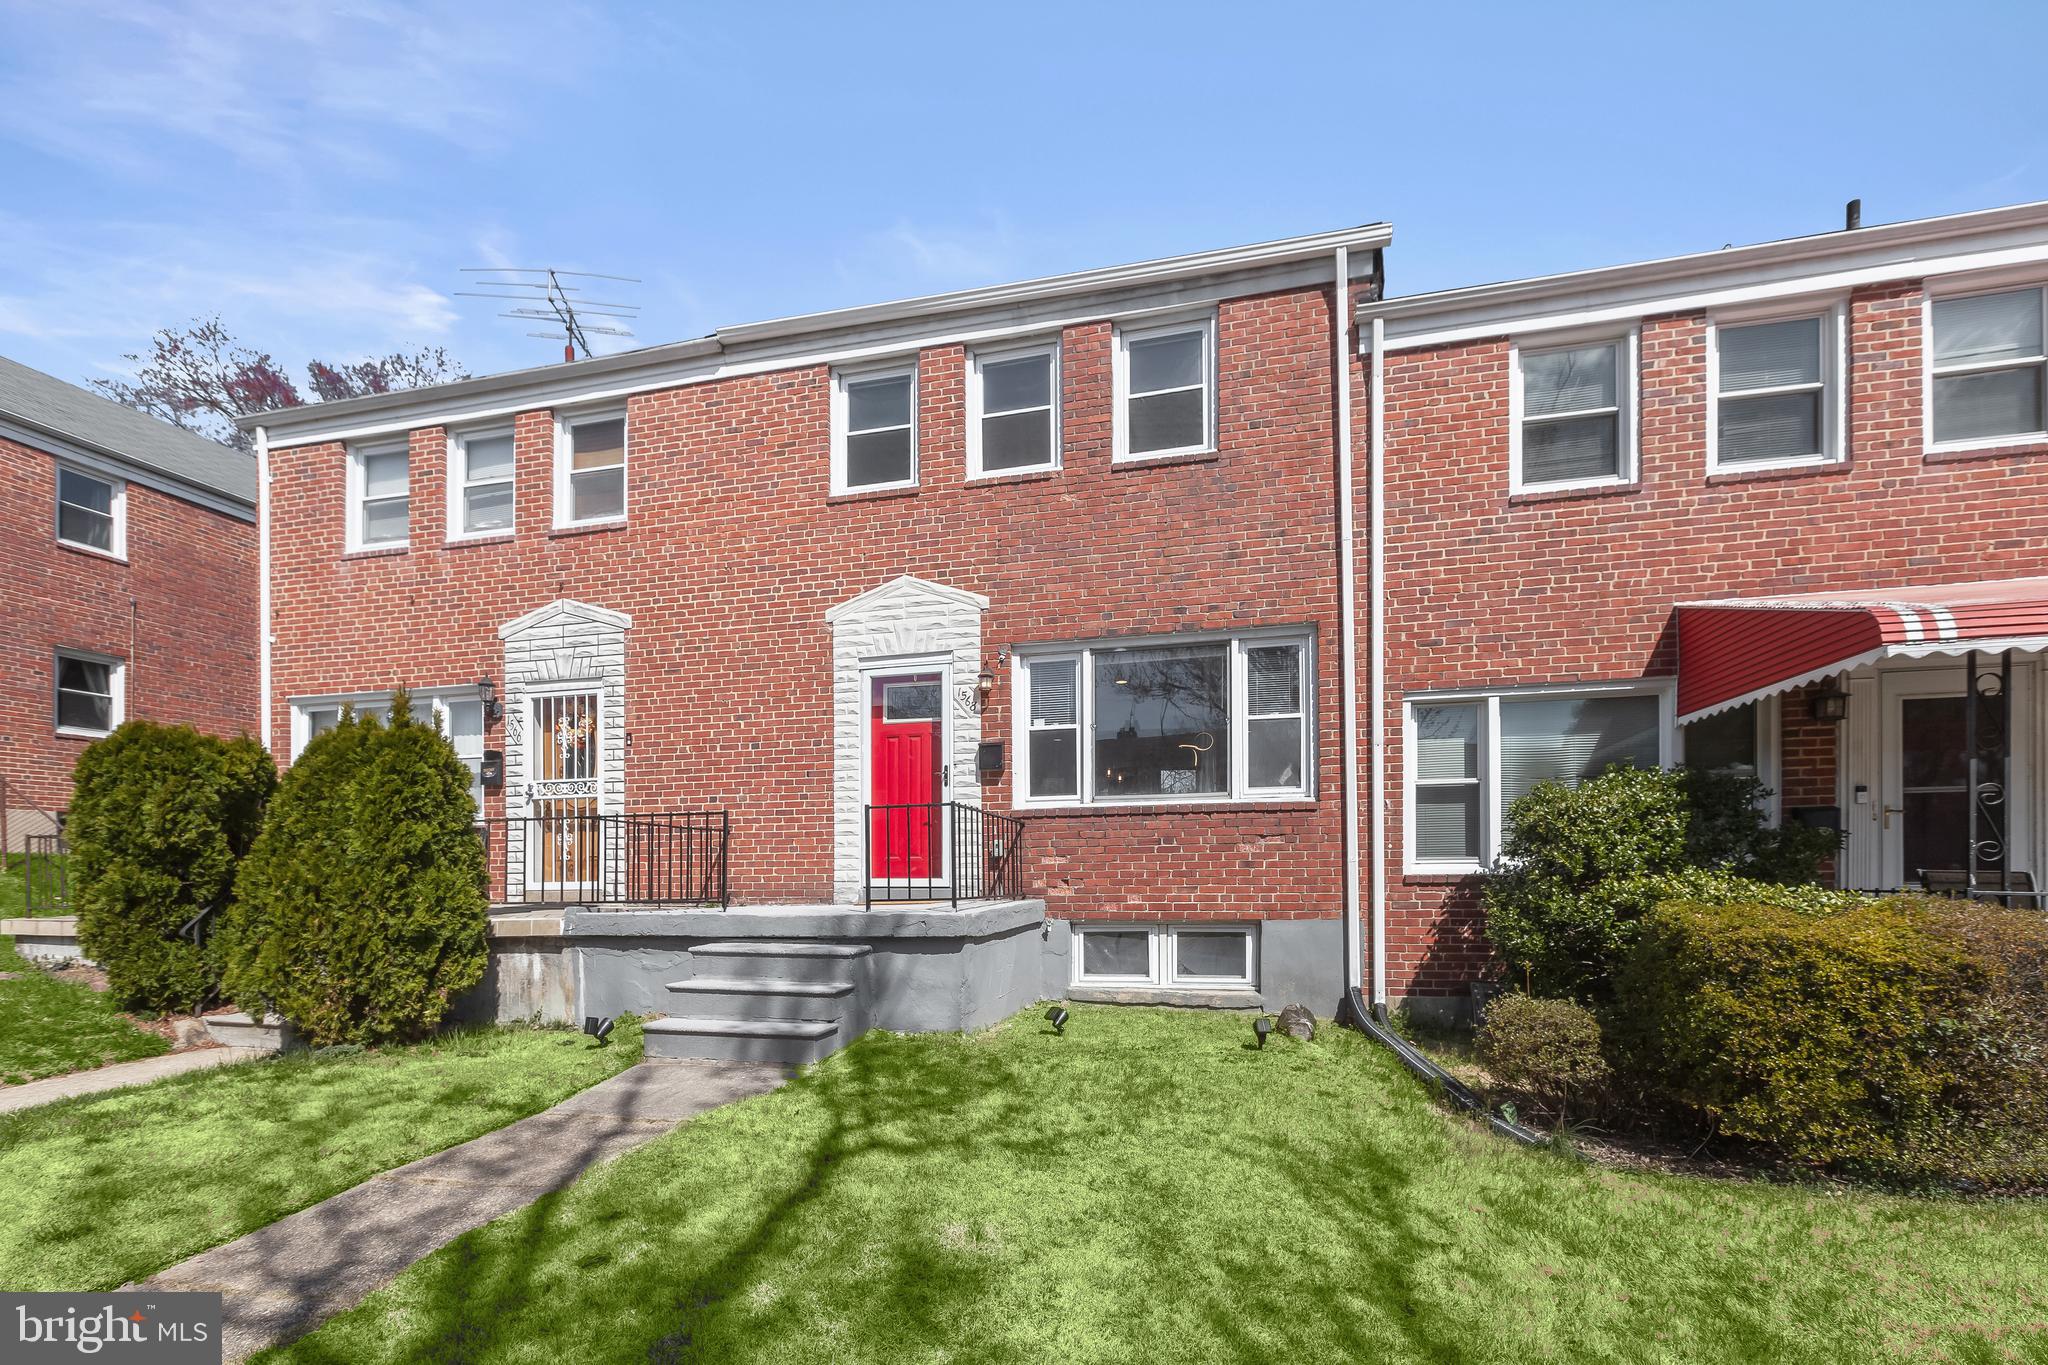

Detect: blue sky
3,0,2044,392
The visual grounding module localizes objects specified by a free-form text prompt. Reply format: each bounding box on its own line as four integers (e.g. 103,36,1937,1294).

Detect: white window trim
345,439,410,553
54,648,124,739
447,425,516,542
1677,694,1783,827
1508,328,1639,494
831,360,920,494
966,340,1061,480
1012,627,1315,810
54,463,127,559
287,688,484,758
1112,312,1217,463
553,407,628,529
1704,302,1848,474
1403,678,1676,875
1070,922,1259,990
1922,277,2048,455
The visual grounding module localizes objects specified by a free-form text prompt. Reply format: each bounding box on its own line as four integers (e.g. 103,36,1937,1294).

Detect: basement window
1072,923,1257,990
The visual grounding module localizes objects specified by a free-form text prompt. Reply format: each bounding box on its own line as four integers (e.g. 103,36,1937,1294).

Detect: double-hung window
1710,310,1840,470
968,343,1059,476
1929,285,2048,447
1512,334,1634,490
1016,632,1312,806
348,442,409,551
1406,685,1670,870
833,365,917,492
450,428,515,538
1116,315,1214,460
56,466,123,556
556,412,626,525
54,650,122,737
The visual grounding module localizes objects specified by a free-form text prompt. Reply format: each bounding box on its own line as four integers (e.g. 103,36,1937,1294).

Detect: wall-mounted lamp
1809,687,1849,724
477,677,502,725
976,664,996,702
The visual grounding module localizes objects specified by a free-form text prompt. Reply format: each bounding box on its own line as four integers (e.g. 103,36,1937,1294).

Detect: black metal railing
864,802,1025,909
22,833,69,915
482,811,729,908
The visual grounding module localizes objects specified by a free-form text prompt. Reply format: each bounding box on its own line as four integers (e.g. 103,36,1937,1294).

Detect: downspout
256,425,272,755
1369,314,1388,1012
1334,246,1363,999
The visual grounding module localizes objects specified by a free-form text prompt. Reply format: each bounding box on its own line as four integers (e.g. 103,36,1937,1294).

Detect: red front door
870,673,944,880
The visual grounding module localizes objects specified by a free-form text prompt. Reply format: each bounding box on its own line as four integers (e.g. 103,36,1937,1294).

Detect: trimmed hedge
1475,994,1610,1122
1615,895,2048,1181
69,722,275,1013
222,693,487,1046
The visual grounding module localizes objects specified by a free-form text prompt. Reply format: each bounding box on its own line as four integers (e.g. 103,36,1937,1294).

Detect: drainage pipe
256,424,272,756
1368,315,1388,1009
1334,246,1362,995
1342,988,1548,1148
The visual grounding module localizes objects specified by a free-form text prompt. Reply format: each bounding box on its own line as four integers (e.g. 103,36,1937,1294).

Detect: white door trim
858,654,953,891
1876,662,2034,889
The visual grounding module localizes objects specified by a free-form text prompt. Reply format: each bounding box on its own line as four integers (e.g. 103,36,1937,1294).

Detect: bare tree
91,315,466,450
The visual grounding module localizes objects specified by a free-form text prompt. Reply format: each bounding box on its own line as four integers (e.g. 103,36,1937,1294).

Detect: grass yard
0,935,167,1085
0,851,69,917
0,1019,643,1292
272,1006,2048,1365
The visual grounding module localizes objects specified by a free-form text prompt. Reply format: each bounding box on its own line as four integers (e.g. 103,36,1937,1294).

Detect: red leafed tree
92,315,466,450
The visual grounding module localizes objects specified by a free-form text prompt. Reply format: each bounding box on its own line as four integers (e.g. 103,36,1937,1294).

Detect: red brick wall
1368,278,2048,997
268,287,1347,919
0,435,258,816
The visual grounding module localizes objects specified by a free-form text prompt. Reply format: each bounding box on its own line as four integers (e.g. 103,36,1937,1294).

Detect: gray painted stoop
643,940,872,1065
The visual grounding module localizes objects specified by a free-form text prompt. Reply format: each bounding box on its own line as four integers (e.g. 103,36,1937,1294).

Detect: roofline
242,222,1392,437
0,408,254,517
1360,199,2048,336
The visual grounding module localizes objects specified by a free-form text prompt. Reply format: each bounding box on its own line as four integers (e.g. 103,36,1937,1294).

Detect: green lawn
269,1006,2048,1365
0,851,69,917
0,936,167,1084
0,1019,643,1292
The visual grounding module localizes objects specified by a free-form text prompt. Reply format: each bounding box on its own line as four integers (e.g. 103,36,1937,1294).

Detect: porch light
1254,1015,1273,1049
1809,687,1849,723
977,664,996,700
1044,1005,1069,1035
478,677,501,724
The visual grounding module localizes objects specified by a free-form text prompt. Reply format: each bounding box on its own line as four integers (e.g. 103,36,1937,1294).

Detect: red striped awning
1676,577,2048,723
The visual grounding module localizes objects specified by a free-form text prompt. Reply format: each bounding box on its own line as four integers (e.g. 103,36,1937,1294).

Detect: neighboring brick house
0,355,258,847
247,227,1391,1027
1356,200,2048,1018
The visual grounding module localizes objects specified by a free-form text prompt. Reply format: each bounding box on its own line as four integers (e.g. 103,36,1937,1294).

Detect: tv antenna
456,268,641,362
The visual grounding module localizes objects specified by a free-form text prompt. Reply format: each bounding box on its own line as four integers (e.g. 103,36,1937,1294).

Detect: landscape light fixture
478,676,502,723
1809,687,1849,724
1044,1005,1069,1035
1253,1015,1274,1049
584,1015,616,1046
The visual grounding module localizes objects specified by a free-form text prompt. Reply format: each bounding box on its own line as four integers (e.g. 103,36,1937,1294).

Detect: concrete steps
644,941,872,1064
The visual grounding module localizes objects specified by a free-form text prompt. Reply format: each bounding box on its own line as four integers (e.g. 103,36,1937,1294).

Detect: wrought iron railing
864,802,1025,909
22,833,69,915
482,812,729,908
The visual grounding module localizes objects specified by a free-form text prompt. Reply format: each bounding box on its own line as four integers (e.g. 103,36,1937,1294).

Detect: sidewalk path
0,1047,261,1114
142,1058,788,1362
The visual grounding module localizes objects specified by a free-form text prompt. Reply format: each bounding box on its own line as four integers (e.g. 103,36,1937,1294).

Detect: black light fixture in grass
584,1015,616,1046
1044,1005,1069,1035
1253,1014,1274,1049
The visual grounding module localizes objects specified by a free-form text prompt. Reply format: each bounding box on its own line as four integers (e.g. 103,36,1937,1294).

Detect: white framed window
1404,681,1674,873
1014,630,1313,807
1927,283,2048,450
554,410,627,527
289,689,487,813
1114,314,1215,461
449,427,516,539
1706,306,1844,472
1680,696,1782,825
55,465,125,557
967,342,1060,477
1072,923,1258,990
832,363,918,492
1510,331,1637,492
346,441,410,552
54,650,123,738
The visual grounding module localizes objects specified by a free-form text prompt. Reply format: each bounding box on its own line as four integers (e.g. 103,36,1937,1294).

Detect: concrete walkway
0,1046,263,1114
143,1058,788,1362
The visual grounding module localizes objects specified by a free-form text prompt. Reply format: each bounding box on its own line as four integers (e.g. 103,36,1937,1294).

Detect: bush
1475,994,1611,1121
69,722,275,1013
1483,766,1842,1000
223,692,488,1046
1612,895,2007,1172
1912,902,2048,1186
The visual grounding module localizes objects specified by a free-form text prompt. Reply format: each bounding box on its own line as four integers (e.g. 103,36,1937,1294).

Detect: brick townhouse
0,356,258,848
246,199,2048,1049
1356,199,2048,1019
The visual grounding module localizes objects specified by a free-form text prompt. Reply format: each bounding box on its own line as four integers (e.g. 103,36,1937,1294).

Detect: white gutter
256,425,272,756
1334,248,1362,995
1368,315,1388,1009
